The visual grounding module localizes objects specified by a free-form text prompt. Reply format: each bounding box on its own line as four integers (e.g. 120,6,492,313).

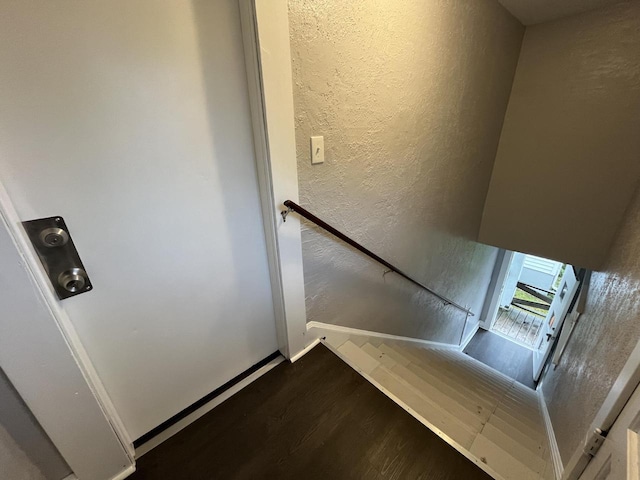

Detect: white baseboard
289,338,321,363
538,388,563,480
135,355,284,458
459,323,480,351
110,465,136,480
306,321,458,349
60,468,135,480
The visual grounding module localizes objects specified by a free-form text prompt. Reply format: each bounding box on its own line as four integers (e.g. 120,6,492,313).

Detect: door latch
22,216,92,300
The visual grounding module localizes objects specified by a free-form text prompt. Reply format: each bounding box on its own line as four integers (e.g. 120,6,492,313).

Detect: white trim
135,355,284,458
523,255,562,276
480,250,514,330
110,466,136,480
538,387,563,480
289,338,321,363
319,337,504,480
0,182,133,479
459,323,480,351
307,321,459,350
239,0,307,360
239,0,288,359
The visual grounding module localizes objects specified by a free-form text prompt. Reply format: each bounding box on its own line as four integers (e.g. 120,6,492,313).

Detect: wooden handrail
283,200,474,317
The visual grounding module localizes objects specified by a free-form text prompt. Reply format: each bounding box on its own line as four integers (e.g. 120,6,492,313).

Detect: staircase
311,328,554,480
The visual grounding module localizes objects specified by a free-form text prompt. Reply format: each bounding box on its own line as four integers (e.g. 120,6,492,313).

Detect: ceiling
498,0,630,25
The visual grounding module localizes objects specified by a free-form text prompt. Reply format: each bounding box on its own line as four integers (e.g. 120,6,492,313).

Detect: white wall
288,0,524,343
479,1,640,270
0,0,278,441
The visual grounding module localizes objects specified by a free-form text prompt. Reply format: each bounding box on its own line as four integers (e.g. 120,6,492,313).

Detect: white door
0,1,278,441
533,265,579,381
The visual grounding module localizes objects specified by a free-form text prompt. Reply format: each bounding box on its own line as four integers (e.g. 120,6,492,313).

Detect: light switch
311,136,324,164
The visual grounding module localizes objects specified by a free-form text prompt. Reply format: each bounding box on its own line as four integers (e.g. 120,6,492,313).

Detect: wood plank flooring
464,329,536,389
130,344,492,480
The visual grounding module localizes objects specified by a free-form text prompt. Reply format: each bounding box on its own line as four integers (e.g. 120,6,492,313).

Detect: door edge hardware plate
22,216,92,300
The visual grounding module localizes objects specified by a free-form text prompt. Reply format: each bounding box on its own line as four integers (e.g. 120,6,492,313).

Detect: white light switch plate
311,136,324,164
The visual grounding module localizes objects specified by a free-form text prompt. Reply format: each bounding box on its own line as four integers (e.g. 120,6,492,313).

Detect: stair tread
403,346,514,389
362,344,487,429
497,400,544,433
381,345,498,415
369,365,476,449
487,412,547,454
480,422,547,473
493,406,546,442
470,434,541,480
393,345,512,396
337,341,380,374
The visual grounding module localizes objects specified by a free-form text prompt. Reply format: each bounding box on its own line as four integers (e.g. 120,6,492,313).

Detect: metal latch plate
22,216,92,300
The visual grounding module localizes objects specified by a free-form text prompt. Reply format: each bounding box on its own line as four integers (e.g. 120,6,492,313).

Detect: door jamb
0,183,134,479
479,249,514,331
239,0,308,360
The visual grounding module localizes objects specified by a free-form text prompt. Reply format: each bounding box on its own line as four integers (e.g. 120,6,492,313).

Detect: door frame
479,249,515,331
0,1,307,478
238,0,308,360
0,183,134,480
533,265,579,381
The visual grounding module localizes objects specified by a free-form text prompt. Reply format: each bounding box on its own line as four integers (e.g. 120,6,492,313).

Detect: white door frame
239,0,308,360
0,184,134,480
0,1,307,478
479,249,514,331
533,266,579,381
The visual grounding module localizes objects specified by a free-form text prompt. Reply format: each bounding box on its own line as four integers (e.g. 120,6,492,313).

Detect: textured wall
479,1,640,270
544,187,640,464
497,0,625,25
288,0,524,342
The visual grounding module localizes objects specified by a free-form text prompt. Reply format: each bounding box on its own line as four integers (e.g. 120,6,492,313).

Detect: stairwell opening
465,250,583,390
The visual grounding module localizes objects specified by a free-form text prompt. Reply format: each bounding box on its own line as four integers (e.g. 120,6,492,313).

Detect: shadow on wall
301,220,493,345
543,181,640,465
189,0,278,367
288,0,524,342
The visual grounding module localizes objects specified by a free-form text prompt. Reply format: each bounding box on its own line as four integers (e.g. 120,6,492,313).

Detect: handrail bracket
281,205,294,223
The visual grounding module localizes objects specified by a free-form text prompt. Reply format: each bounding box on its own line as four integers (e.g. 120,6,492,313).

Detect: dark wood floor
131,344,492,480
464,329,536,389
